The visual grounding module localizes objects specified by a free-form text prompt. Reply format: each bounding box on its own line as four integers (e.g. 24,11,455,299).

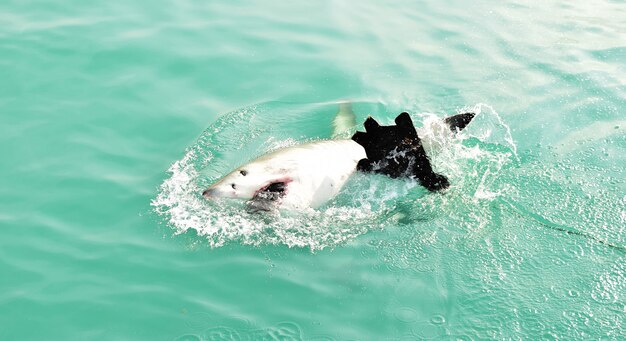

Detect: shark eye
239,170,248,176
231,183,236,189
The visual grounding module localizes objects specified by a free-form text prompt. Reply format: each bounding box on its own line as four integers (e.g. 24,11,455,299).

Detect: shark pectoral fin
246,199,275,213
356,158,374,172
444,112,475,132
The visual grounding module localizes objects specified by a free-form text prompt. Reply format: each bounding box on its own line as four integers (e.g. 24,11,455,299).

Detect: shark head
202,160,292,201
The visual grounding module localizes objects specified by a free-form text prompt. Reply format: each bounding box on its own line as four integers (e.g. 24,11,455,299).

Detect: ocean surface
1,1,625,340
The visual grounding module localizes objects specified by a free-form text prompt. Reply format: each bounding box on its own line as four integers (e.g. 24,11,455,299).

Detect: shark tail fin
331,101,357,139
444,112,475,132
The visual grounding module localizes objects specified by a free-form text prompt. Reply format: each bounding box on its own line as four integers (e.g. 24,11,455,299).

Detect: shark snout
202,188,216,198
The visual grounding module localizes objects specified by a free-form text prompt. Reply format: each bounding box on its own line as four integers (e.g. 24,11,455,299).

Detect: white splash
152,103,517,250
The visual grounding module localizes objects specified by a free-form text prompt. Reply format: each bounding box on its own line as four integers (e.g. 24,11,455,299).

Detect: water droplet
394,307,418,323
430,314,446,325
445,334,473,341
174,334,201,341
542,331,559,340
567,289,579,297
185,312,213,329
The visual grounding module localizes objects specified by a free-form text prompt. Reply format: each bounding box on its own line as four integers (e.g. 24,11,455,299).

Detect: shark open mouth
255,177,292,197
248,179,292,212
260,181,287,194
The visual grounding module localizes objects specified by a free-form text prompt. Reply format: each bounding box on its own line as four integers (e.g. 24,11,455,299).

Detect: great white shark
202,103,474,211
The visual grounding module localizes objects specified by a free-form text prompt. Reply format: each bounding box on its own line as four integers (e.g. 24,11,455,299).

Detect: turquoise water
2,0,625,340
